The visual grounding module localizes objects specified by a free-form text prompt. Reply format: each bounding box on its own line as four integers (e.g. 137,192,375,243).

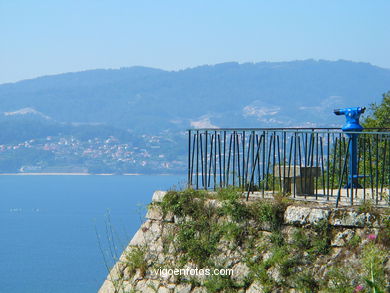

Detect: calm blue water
0,175,184,293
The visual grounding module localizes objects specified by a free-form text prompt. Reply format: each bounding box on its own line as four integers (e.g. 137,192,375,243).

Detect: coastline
0,172,143,176
0,172,183,176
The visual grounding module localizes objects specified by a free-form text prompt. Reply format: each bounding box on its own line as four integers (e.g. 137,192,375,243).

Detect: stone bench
274,166,321,195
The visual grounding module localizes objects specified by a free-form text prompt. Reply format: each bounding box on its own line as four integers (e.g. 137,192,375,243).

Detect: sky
1,0,390,84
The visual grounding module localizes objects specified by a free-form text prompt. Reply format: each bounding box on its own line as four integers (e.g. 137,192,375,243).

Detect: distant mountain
0,60,389,173
1,60,389,134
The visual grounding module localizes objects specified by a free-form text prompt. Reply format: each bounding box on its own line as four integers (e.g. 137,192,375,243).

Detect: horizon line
1,58,388,86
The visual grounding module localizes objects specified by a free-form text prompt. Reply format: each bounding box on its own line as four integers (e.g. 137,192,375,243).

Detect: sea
0,175,185,293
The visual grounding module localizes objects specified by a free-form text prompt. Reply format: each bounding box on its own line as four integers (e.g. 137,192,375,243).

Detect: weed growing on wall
125,246,147,278
362,241,387,292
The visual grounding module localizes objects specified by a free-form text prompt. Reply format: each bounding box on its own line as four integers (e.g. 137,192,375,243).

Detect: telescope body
334,106,366,189
333,107,366,132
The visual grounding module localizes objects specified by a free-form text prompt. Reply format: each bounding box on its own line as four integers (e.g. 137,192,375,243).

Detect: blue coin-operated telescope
334,107,366,188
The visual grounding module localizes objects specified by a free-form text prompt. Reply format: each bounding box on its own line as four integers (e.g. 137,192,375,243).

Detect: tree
363,91,390,129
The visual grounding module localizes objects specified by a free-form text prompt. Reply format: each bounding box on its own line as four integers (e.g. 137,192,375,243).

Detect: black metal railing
187,128,390,207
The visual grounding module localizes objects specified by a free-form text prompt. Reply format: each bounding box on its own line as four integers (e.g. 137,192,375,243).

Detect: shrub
325,266,356,292
362,242,387,292
204,274,239,293
309,219,331,256
124,246,147,277
347,234,362,249
377,217,390,248
294,271,319,292
292,229,312,250
250,200,287,231
160,189,207,217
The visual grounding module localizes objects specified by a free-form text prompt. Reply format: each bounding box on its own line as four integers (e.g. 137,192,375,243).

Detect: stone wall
99,190,389,293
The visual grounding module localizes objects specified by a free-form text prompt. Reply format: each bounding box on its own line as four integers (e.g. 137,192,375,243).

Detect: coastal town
0,133,186,174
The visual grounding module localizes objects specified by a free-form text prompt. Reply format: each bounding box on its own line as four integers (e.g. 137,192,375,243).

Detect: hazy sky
1,0,389,84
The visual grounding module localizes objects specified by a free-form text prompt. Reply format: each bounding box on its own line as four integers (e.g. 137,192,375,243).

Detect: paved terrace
245,188,389,208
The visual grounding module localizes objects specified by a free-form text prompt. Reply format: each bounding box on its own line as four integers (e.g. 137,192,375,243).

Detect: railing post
188,129,191,188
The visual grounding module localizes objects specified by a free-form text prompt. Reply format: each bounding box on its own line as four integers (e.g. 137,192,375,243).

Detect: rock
137,220,162,244
158,286,171,293
174,215,193,224
232,262,250,285
381,214,390,226
262,251,273,262
153,190,168,202
284,206,311,225
147,205,174,222
135,280,160,292
207,199,222,209
385,258,390,273
191,287,207,293
330,210,379,227
283,226,300,244
129,269,144,283
146,205,162,220
129,229,145,246
107,262,125,281
246,281,264,293
129,221,154,246
330,247,343,260
284,206,329,226
123,282,134,292
268,267,282,283
331,229,355,247
307,208,330,224
134,280,147,291
148,237,164,253
98,280,116,293
174,283,192,293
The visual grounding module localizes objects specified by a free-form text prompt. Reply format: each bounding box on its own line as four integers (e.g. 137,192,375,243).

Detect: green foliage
377,216,390,248
264,246,289,270
159,188,291,291
161,232,175,255
292,229,312,250
362,242,387,292
160,189,207,217
203,274,240,293
214,187,243,201
250,199,287,231
325,266,356,293
294,270,319,292
0,148,56,172
347,234,362,249
278,253,301,278
290,221,331,259
269,231,285,247
160,189,222,266
246,259,275,293
221,196,250,223
246,243,299,292
309,219,331,255
363,91,390,129
219,222,243,242
176,220,219,267
358,200,376,214
124,246,147,277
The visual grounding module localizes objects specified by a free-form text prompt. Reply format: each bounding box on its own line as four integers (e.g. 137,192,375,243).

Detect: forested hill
1,60,390,134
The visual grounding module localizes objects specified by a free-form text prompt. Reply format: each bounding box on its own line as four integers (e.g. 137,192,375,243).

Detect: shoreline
0,172,183,176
